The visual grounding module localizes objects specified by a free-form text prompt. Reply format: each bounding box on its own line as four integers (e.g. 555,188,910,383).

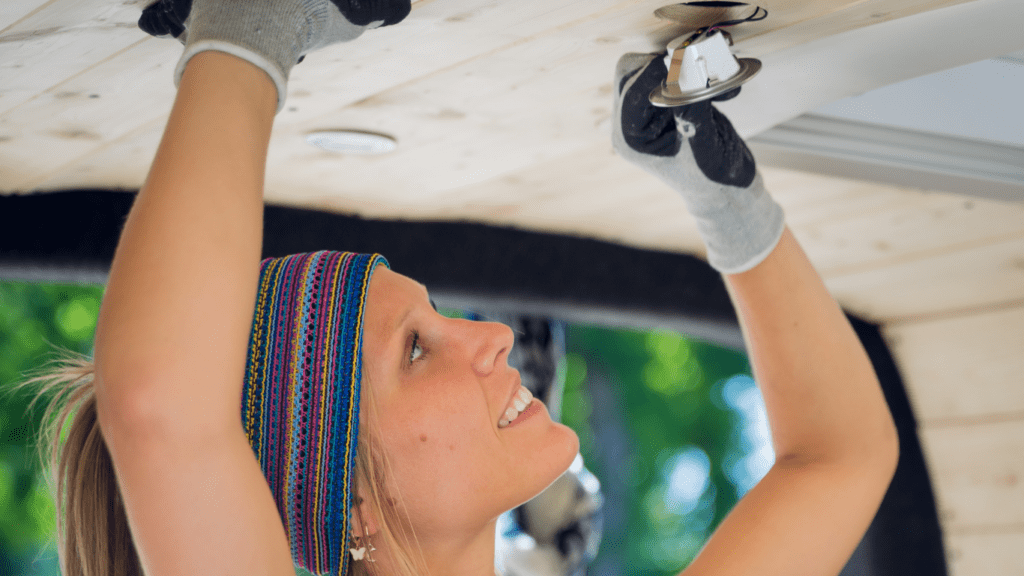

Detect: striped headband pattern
242,251,389,576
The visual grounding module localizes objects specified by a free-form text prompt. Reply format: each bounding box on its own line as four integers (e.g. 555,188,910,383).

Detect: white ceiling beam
750,114,1024,202
721,0,1024,139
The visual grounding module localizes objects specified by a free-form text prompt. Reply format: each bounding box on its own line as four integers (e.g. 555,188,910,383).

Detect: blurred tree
0,281,103,576
562,325,756,576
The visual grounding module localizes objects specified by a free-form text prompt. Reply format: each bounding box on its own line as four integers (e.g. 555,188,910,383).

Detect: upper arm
680,445,898,576
100,416,295,576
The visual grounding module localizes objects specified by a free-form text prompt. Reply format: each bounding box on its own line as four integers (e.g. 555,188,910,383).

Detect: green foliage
0,281,104,574
562,325,752,576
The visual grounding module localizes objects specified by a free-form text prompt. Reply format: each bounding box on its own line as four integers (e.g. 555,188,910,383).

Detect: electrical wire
678,5,768,49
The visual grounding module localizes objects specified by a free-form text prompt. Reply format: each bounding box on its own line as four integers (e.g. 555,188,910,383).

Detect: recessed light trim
305,130,397,155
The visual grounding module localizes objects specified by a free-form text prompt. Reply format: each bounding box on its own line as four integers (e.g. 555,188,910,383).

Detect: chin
507,426,583,516
555,423,581,470
536,422,582,489
504,415,582,510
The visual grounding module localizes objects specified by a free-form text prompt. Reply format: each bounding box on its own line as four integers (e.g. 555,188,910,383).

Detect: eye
409,331,424,364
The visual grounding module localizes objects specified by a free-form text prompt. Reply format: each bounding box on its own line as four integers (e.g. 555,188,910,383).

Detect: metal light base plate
649,57,761,107
654,2,760,33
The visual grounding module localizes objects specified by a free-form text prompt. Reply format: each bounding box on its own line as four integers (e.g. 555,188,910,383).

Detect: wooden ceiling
3,0,1022,322
3,1,1024,573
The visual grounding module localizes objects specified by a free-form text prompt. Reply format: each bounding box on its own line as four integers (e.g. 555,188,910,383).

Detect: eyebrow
394,306,414,337
391,283,434,351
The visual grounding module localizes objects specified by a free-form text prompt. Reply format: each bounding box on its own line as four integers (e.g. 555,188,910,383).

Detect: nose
464,319,515,376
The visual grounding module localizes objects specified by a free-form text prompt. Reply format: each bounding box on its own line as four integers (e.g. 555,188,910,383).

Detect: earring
349,526,376,563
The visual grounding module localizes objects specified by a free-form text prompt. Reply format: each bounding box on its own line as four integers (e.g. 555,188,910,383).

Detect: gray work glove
139,0,410,113
611,52,785,274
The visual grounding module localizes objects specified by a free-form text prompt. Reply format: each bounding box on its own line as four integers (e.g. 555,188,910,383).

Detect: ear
349,489,380,538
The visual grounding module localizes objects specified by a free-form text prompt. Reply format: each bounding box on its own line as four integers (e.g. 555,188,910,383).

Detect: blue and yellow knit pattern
242,251,388,576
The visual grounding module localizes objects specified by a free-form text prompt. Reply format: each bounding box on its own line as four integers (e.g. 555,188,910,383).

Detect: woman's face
360,267,580,538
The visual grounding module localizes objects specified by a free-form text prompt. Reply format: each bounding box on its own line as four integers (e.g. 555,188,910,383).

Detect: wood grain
920,419,1024,529
884,305,1024,424
0,0,52,33
822,235,1024,321
945,531,1024,576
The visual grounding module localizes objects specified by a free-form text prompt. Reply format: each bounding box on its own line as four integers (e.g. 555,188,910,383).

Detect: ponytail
10,351,142,576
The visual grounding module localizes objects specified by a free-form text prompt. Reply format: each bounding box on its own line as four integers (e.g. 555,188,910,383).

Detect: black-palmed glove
611,52,785,274
138,0,410,113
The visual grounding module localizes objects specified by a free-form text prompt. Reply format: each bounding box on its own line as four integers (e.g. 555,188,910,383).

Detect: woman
18,1,899,575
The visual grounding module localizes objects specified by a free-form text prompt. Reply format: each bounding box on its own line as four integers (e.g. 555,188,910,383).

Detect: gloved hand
138,0,411,113
611,52,785,274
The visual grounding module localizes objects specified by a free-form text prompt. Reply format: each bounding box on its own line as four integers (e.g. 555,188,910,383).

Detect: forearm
94,52,277,432
724,227,898,466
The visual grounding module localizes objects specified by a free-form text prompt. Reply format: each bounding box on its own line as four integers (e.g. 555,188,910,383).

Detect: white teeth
498,386,536,428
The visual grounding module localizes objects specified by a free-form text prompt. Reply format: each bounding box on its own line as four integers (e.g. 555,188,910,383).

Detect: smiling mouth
498,386,534,428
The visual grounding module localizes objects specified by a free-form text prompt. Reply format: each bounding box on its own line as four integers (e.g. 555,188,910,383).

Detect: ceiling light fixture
305,130,397,155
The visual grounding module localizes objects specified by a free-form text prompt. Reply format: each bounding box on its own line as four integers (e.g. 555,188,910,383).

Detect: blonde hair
10,348,428,576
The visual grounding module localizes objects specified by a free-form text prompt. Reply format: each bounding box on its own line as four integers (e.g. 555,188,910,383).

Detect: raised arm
612,52,898,576
92,50,292,576
93,51,271,435
90,2,409,575
687,227,898,576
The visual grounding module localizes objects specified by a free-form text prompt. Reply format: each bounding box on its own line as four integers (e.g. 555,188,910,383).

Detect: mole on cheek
419,434,428,443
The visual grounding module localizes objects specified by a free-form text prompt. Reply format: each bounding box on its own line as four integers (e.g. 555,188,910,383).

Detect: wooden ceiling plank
883,306,1024,424
267,12,664,199
789,186,1024,276
823,235,1024,321
10,0,644,193
27,118,165,193
261,141,707,256
0,0,52,33
944,532,1024,576
919,419,1024,531
262,0,654,128
2,37,179,191
0,0,144,116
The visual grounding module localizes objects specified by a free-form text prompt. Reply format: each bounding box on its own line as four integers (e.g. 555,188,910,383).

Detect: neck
371,519,498,576
422,519,498,576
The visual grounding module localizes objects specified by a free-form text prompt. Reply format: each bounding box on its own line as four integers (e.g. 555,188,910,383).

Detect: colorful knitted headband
241,251,389,576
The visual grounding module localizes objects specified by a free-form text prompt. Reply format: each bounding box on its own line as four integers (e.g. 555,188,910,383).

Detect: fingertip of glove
382,1,412,26
331,0,411,27
138,5,168,36
138,0,185,38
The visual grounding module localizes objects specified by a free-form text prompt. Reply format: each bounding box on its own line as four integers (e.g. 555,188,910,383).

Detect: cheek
378,391,497,508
